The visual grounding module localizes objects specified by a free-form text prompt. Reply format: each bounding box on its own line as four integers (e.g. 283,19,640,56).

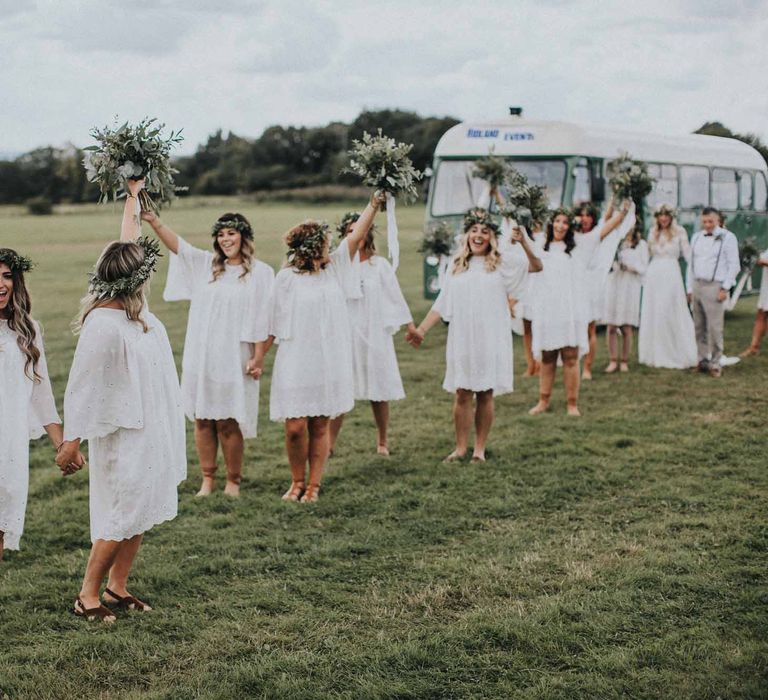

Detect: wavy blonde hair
451,228,501,274
74,241,149,333
211,213,254,281
0,253,41,381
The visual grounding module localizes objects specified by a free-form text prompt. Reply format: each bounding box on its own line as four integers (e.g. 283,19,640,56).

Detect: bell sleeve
268,269,296,344
499,246,529,300
431,270,454,322
28,323,61,439
163,237,214,302
330,243,362,301
378,259,413,335
241,263,275,344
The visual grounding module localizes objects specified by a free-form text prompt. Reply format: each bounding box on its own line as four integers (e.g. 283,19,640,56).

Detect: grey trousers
692,279,726,367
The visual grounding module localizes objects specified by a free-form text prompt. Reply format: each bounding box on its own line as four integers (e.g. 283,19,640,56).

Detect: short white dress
269,244,357,421
758,251,768,311
164,238,274,438
64,308,186,543
347,253,412,402
0,321,60,551
603,239,649,327
432,253,526,395
508,231,544,323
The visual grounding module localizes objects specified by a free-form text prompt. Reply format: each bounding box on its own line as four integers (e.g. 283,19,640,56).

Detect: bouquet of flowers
83,118,186,212
497,167,549,229
472,151,512,190
343,130,423,270
608,152,655,203
739,236,760,271
418,221,454,257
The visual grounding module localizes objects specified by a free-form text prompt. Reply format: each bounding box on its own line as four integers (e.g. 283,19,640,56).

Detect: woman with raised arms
251,191,386,503
408,208,541,462
57,181,186,623
141,208,274,497
0,250,82,560
328,211,416,457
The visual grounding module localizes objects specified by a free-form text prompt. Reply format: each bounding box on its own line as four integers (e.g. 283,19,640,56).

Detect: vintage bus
423,116,768,298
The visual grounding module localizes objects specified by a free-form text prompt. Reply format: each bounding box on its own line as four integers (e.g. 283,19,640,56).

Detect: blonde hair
74,241,149,333
451,229,501,274
211,213,255,281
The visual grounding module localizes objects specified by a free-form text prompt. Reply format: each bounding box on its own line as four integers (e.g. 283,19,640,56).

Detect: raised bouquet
472,151,512,191
739,236,760,271
608,152,655,203
419,221,454,257
497,167,549,230
343,129,423,270
83,117,186,212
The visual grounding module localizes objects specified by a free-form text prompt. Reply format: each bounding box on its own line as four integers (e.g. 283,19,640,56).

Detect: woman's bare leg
305,416,330,500
104,534,150,609
194,419,218,497
562,346,581,416
742,310,767,355
605,325,618,372
446,389,473,460
530,350,557,414
371,401,390,455
523,320,539,376
620,325,633,370
582,322,597,379
78,539,122,618
216,418,244,497
284,418,309,487
329,415,344,456
473,390,494,461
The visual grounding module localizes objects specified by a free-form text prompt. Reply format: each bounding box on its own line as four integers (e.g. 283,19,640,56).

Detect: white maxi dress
64,308,186,542
164,239,274,438
431,253,527,395
603,239,649,327
347,253,412,402
269,245,357,421
638,227,697,369
0,321,60,550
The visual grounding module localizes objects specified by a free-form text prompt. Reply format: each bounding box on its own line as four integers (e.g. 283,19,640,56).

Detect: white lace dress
758,251,768,311
431,253,527,395
347,253,412,402
269,244,357,421
64,308,186,543
164,238,274,438
603,239,649,327
0,321,59,551
638,227,697,368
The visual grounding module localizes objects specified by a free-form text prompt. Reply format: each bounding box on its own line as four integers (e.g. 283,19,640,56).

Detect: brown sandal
282,481,305,502
300,483,320,503
103,588,151,612
74,596,116,623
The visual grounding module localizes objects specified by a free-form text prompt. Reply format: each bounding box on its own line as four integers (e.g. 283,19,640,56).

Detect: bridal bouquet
739,236,760,271
418,221,454,257
83,118,186,212
472,151,512,191
497,167,549,230
608,152,655,203
344,129,423,270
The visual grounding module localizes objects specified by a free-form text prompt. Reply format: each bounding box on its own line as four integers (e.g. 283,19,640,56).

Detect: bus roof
434,118,767,171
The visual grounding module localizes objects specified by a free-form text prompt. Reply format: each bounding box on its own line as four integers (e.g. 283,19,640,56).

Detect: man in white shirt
686,207,740,377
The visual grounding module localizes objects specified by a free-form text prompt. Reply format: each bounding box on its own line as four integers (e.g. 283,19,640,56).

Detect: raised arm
120,179,143,242
141,211,180,254
599,199,631,241
511,226,543,272
343,191,386,258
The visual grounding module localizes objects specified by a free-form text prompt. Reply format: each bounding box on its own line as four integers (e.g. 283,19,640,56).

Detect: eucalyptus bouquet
497,167,549,229
472,152,512,191
419,221,454,257
83,118,186,212
608,152,655,203
739,236,760,271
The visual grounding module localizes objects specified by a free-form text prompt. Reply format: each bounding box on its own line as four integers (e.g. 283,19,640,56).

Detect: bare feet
619,362,629,373
528,400,550,415
442,450,466,463
282,481,305,502
224,481,240,498
196,476,215,497
567,404,581,417
581,369,592,381
604,361,618,374
377,443,390,456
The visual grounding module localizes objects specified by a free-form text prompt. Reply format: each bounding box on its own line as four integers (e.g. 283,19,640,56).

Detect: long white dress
164,239,274,438
638,227,697,369
347,253,412,401
64,308,186,542
431,253,526,395
603,239,649,327
758,251,768,311
269,244,357,421
0,321,59,551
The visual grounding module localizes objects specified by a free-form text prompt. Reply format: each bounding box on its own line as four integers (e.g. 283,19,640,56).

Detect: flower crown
336,211,377,239
549,207,575,226
0,249,34,273
463,207,500,235
211,218,253,239
286,221,330,265
653,203,677,219
88,236,162,299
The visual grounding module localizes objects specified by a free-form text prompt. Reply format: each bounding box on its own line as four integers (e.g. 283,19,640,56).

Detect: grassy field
1,198,766,699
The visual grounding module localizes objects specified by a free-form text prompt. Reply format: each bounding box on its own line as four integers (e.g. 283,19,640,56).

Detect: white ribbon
501,216,514,245
478,182,492,209
437,253,450,290
727,270,751,311
385,192,400,271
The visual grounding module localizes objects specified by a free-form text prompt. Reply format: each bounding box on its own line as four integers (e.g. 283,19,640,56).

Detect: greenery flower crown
337,211,360,237
0,249,34,273
549,207,576,228
286,222,330,264
653,203,677,219
88,236,162,299
211,219,253,239
463,207,500,235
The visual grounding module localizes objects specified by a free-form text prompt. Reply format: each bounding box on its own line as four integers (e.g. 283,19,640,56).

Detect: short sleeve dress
268,244,358,421
0,320,60,551
164,238,274,438
64,308,186,543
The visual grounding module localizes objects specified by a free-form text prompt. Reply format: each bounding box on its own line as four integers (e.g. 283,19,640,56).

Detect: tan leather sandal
282,481,305,502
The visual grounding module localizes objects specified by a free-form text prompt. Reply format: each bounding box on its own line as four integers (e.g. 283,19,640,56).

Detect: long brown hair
75,241,149,333
211,213,254,281
0,251,41,381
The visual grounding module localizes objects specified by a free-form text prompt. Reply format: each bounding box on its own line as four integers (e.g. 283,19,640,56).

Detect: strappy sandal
74,596,116,623
103,588,152,612
300,483,320,503
281,481,305,502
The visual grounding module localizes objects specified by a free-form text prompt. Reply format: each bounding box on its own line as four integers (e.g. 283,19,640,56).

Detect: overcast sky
2,0,766,156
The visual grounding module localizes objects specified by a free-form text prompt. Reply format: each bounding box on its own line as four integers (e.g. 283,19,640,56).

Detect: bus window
712,168,738,210
572,158,590,204
647,163,678,208
738,171,753,209
756,172,767,212
680,165,709,208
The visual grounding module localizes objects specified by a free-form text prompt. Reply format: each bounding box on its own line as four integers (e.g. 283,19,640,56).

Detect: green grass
1,199,766,699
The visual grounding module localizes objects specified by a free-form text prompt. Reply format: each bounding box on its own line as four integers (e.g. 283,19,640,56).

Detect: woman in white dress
329,212,416,457
603,226,649,373
408,208,540,462
638,204,697,369
57,183,186,623
529,203,629,417
252,192,385,503
0,250,81,560
141,210,274,498
740,248,768,356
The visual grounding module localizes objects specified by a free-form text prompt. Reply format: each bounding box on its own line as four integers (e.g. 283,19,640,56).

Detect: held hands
246,355,264,380
405,323,424,348
55,440,86,476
